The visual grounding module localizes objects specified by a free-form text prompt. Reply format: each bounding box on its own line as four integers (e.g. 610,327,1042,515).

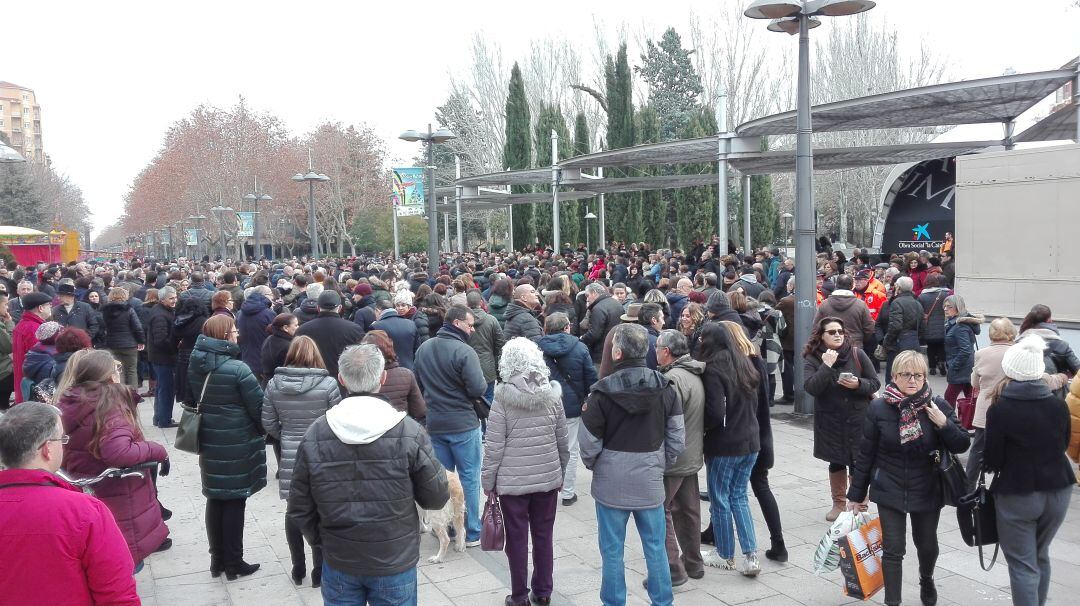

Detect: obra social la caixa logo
896,222,943,250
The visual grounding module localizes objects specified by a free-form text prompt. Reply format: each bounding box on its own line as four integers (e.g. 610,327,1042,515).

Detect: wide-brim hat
620,302,643,322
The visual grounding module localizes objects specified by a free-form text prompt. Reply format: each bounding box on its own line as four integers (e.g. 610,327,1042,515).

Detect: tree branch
570,84,608,114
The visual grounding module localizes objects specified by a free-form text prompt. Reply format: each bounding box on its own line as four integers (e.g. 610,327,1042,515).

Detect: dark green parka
188,334,267,500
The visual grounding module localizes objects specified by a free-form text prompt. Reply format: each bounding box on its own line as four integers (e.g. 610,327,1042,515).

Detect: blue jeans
595,502,672,606
321,564,416,606
151,363,175,426
429,428,482,542
707,452,759,559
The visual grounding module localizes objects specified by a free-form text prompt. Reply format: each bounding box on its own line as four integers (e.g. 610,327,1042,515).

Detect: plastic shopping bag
838,516,884,600
812,511,872,574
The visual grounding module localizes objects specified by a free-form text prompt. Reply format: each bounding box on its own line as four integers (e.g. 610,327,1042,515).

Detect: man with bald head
503,283,543,341
666,278,694,330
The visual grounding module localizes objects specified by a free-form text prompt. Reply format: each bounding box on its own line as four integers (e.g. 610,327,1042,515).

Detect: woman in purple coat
57,349,171,571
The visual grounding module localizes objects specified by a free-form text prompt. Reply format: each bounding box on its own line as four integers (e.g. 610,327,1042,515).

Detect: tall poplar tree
533,104,575,250
573,112,592,247
604,43,641,245
503,63,533,248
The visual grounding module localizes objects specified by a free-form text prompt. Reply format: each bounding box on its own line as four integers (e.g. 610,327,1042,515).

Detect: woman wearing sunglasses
846,350,970,606
803,317,880,522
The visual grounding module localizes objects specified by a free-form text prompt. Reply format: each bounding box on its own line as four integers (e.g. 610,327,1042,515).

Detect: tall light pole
399,124,457,270
292,154,330,260
745,0,876,414
584,207,597,253
210,205,234,261
244,177,273,260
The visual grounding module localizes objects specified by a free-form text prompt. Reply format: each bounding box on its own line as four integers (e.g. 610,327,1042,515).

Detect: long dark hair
804,316,848,359
1019,304,1052,334
695,322,759,393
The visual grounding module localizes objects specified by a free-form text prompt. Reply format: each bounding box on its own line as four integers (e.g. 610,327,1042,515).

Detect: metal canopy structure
736,69,1075,136
456,169,550,187
729,140,1000,174
1015,103,1079,143
560,137,721,168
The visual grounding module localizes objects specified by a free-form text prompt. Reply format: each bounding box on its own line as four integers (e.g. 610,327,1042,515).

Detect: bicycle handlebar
58,462,159,488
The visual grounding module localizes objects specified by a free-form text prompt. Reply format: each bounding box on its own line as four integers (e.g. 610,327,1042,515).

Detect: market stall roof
736,69,1076,136
1014,103,1078,143
0,226,48,237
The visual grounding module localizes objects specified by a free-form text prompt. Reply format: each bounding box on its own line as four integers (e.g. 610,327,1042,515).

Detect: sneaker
561,494,578,506
740,553,761,577
465,539,482,548
701,550,736,570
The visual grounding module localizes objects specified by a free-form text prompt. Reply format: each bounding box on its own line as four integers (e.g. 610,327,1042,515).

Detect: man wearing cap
853,269,886,322
12,292,53,402
53,281,100,344
351,283,378,333
295,290,365,382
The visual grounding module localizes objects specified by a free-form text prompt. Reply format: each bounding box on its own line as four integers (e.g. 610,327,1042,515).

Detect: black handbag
174,374,211,454
955,470,999,571
933,449,967,507
471,396,491,420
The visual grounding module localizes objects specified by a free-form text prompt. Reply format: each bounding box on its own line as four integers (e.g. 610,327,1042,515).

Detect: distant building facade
0,81,44,161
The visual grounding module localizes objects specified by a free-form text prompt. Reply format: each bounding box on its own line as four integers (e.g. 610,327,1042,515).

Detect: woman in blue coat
942,294,981,407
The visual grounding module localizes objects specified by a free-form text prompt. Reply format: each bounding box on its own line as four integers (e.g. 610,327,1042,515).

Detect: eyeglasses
41,435,69,448
114,362,123,373
898,372,926,381
824,329,845,336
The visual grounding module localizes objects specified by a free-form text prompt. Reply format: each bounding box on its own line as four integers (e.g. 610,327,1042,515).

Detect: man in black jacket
580,283,624,365
146,286,178,428
288,343,449,601
295,291,365,382
53,281,101,344
502,284,542,341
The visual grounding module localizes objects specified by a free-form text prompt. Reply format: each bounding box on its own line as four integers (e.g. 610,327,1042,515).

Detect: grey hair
393,288,413,306
944,294,968,317
306,283,324,299
895,276,914,293
465,290,484,308
0,402,62,468
158,286,177,300
657,329,689,357
612,323,648,360
544,311,570,334
585,283,607,296
337,344,385,394
498,337,550,382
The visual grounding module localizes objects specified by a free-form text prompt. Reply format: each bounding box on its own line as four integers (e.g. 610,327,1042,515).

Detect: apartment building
0,81,43,161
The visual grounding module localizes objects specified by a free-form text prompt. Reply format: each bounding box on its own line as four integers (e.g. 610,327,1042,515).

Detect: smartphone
838,372,856,382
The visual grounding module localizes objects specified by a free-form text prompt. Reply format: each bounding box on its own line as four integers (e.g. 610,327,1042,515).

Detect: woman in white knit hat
983,334,1075,606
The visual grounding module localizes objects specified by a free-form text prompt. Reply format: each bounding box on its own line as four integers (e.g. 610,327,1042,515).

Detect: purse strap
194,373,212,413
973,470,1000,571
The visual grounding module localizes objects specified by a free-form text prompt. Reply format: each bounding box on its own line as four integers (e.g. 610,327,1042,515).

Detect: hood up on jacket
240,292,271,317
191,334,240,373
592,361,672,416
269,366,332,395
326,395,406,444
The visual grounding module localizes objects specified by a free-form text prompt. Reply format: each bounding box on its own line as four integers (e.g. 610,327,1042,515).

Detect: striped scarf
882,382,931,445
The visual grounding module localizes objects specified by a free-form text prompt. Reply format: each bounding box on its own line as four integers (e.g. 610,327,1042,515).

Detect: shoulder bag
480,491,505,551
933,448,967,508
955,470,999,571
174,373,211,454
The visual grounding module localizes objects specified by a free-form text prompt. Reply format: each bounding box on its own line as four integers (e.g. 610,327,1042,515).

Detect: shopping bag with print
837,516,884,600
812,511,872,574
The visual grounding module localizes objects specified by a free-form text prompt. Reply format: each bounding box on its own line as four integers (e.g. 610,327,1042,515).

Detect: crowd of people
0,232,1076,606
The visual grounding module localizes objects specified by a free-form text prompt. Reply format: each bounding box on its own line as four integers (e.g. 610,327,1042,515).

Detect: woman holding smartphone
803,316,880,521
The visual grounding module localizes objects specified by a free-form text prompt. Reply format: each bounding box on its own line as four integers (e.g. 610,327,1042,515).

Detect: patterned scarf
882,381,932,445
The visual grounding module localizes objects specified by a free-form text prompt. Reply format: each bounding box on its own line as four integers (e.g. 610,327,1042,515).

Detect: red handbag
956,390,977,430
480,493,505,551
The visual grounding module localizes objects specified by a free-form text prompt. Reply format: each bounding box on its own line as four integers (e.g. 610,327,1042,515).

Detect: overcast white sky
5,0,1078,237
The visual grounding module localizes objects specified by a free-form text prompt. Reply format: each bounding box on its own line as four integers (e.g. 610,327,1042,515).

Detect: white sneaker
701,550,736,570
740,553,761,577
464,539,481,548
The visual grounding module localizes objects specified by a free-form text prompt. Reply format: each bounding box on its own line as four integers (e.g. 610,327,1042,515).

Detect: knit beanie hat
1001,334,1047,382
36,321,62,343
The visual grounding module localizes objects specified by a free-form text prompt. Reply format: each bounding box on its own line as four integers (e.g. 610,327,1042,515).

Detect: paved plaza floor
133,375,1080,605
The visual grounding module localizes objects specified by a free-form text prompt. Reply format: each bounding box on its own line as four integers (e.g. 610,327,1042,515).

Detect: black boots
765,537,788,562
920,576,937,606
224,561,260,581
700,522,714,546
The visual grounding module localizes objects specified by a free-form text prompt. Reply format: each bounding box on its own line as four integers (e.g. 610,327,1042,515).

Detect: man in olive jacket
289,344,449,603
466,290,505,402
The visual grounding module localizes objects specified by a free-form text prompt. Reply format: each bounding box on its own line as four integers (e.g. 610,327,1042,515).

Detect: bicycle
58,462,159,495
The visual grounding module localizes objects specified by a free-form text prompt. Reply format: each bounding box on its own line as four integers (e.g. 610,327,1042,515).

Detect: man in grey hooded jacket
580,323,685,606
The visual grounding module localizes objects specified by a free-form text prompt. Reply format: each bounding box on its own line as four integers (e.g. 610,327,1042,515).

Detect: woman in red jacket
56,348,171,572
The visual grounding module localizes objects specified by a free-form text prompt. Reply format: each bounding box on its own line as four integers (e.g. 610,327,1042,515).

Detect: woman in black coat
100,287,146,388
261,313,298,382
173,295,209,405
846,350,970,606
803,316,880,522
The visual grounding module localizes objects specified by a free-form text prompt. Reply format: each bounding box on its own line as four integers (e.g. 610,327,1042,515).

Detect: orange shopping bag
837,516,884,600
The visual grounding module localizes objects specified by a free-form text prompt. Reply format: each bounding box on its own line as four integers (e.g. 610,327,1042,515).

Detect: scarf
817,340,853,367
882,381,932,445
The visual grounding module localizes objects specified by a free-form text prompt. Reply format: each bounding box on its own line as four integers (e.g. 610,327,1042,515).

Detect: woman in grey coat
261,335,342,588
481,337,569,606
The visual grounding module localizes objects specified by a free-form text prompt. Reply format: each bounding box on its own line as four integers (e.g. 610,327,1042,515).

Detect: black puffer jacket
1018,324,1080,376
804,346,880,466
101,301,145,349
145,303,177,365
187,335,266,500
884,291,923,352
261,329,293,381
173,300,208,404
917,288,950,343
287,394,449,577
848,394,970,512
502,301,542,341
581,294,624,363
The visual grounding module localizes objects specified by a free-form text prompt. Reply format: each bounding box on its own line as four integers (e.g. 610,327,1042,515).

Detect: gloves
159,457,171,477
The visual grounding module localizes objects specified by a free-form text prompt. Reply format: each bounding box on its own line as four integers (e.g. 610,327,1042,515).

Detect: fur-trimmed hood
494,377,562,410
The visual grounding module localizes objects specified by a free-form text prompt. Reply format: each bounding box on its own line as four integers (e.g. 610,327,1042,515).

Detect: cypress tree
604,44,641,246
637,105,665,248
534,105,575,250
674,107,718,250
0,165,45,229
573,112,593,248
503,62,533,248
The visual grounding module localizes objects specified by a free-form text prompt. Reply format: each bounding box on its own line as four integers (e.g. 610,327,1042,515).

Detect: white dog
421,470,466,563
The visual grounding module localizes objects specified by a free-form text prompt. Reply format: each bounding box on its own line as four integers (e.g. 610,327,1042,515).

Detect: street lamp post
244,177,273,260
399,124,457,270
210,205,234,261
745,0,876,415
584,207,597,253
292,155,330,260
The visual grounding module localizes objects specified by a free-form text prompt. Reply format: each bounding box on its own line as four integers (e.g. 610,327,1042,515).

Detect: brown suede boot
825,470,848,522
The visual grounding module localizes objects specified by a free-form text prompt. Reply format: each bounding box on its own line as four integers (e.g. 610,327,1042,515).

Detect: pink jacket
0,468,139,605
11,312,44,402
59,387,169,563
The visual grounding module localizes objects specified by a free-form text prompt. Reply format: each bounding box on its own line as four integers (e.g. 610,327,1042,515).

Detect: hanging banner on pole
185,228,199,246
392,167,426,217
161,230,170,245
237,212,255,237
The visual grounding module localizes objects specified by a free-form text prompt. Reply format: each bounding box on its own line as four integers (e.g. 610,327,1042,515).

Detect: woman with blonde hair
481,337,569,606
189,314,266,580
262,334,340,587
847,350,969,606
101,286,145,387
678,302,705,339
56,348,170,572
